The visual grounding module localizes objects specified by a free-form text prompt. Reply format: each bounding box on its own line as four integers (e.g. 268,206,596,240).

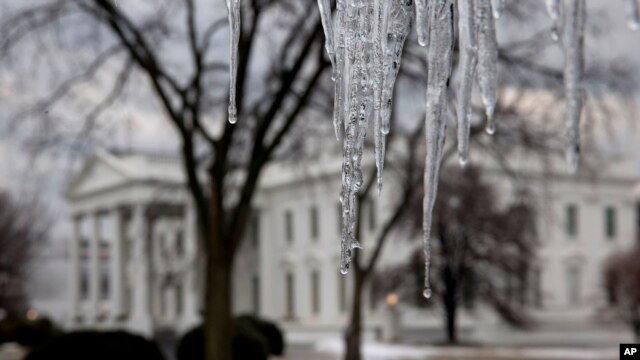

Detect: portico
65,151,201,336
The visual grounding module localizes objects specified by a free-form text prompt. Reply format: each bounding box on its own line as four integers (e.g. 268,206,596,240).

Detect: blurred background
0,0,639,359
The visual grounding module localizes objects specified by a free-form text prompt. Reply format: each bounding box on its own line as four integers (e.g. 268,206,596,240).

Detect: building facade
65,149,639,345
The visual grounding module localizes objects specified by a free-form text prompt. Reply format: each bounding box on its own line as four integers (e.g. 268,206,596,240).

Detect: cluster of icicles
224,0,640,299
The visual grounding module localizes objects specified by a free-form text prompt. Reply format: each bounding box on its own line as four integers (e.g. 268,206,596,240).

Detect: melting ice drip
223,0,639,299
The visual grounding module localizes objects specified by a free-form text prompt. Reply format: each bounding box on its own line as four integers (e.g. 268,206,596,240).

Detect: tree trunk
344,270,365,360
443,266,458,344
204,248,233,360
203,171,234,360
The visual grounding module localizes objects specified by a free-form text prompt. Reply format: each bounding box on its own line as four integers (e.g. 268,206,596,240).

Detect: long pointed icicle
332,0,347,140
415,0,429,46
491,0,505,19
226,0,241,124
476,0,499,135
423,0,454,299
546,0,562,41
627,0,640,30
562,0,586,172
339,0,373,275
375,0,412,193
456,0,478,166
318,0,336,67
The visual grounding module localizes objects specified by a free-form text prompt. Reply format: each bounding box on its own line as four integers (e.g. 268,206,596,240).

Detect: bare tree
603,246,640,342
376,166,537,344
1,1,330,359
0,193,46,315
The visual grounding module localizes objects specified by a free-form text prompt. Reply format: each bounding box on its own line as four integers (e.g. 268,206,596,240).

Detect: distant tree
603,246,640,342
0,193,45,315
375,166,537,344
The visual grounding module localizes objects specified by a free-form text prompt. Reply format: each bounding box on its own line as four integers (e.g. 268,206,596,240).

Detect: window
251,210,260,247
531,267,543,308
80,268,89,300
566,264,581,305
605,207,616,239
565,204,578,237
100,268,110,300
176,283,184,315
286,272,295,318
176,232,184,257
252,275,260,314
339,272,347,312
285,211,294,243
311,271,321,314
310,206,319,241
367,198,376,231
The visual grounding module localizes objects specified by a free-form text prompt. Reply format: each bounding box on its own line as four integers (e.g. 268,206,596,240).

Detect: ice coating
476,0,498,134
456,0,478,166
562,0,586,172
423,0,454,298
226,0,240,124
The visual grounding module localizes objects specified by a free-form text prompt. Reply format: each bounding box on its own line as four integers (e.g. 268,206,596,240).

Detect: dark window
100,269,110,300
566,204,578,237
176,283,183,315
310,207,319,241
605,207,616,239
252,275,260,314
285,211,294,243
286,273,295,318
251,210,260,247
532,267,543,308
368,198,376,231
311,271,321,314
80,269,89,300
176,232,184,257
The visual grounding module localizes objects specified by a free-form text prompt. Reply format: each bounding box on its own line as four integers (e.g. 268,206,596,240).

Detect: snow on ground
313,339,619,360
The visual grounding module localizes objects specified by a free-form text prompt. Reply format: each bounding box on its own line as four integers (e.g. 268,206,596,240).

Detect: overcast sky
0,0,638,321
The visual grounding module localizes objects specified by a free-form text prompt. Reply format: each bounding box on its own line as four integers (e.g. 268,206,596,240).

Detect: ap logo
621,344,640,358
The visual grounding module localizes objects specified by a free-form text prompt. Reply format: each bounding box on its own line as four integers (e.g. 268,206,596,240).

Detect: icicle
562,0,586,172
627,0,640,30
339,0,374,275
375,0,412,193
226,0,241,124
492,0,505,19
317,0,336,67
423,0,454,299
333,0,347,140
546,0,562,41
415,0,429,46
456,0,478,166
477,0,498,135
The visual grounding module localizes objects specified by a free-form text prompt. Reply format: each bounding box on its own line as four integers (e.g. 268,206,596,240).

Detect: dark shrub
177,316,283,360
25,331,165,360
0,316,61,349
236,315,285,356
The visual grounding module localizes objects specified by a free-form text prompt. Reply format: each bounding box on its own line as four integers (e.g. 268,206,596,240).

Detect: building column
179,202,200,333
111,208,124,325
127,204,153,336
88,212,101,325
68,214,82,328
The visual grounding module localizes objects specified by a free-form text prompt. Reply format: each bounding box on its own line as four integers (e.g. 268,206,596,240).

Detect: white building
65,147,639,345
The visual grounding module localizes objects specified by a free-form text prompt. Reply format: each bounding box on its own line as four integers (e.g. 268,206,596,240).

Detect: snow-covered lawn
313,339,618,360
